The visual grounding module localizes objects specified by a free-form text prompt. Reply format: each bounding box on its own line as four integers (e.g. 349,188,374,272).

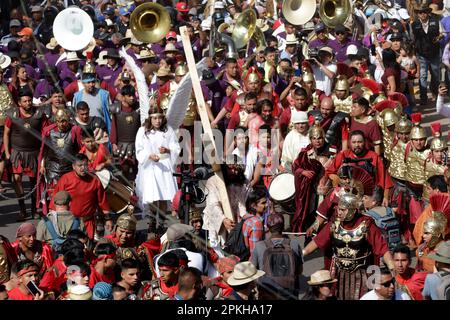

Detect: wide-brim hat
429,4,444,15
307,270,338,286
96,50,108,65
68,285,92,300
227,261,265,286
82,38,97,56
164,43,179,53
156,67,173,78
46,37,59,50
104,48,120,59
166,223,193,241
427,241,450,264
285,33,298,45
138,49,156,60
415,3,432,13
65,51,81,62
0,53,11,69
319,46,334,55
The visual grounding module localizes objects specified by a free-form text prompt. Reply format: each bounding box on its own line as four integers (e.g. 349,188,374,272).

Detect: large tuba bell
252,26,267,52
282,0,317,26
232,8,257,49
319,0,353,28
52,6,94,51
130,2,171,44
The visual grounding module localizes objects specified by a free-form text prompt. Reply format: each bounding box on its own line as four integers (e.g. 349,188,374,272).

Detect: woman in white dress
135,105,181,230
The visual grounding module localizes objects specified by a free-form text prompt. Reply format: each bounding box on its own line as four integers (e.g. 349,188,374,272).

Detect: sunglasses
380,279,395,288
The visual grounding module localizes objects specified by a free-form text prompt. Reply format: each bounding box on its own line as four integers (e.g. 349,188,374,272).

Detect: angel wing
165,58,208,130
119,47,150,125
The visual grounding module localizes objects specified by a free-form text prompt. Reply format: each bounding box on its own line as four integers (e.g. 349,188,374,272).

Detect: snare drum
96,169,134,213
268,172,296,214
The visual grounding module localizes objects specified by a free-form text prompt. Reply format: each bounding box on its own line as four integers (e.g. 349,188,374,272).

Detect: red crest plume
388,92,408,107
430,122,442,137
359,78,381,94
350,166,375,196
86,51,93,61
336,62,351,76
411,113,422,124
430,193,450,220
374,100,398,112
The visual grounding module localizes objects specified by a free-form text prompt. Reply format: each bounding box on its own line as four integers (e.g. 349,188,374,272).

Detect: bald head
320,96,335,118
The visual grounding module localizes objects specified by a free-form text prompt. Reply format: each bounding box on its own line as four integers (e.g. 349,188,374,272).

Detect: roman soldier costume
0,81,14,153
332,76,352,114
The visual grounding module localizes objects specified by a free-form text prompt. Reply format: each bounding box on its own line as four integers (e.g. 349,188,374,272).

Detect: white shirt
360,289,411,300
311,63,337,96
281,130,310,166
436,95,450,118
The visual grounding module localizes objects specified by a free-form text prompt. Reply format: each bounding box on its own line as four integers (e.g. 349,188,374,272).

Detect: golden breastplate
239,110,249,127
0,84,13,124
332,94,352,114
183,95,198,126
380,126,395,161
312,92,319,108
388,140,407,180
405,145,430,185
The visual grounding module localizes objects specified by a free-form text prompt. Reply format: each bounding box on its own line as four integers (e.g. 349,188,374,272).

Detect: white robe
135,126,181,205
281,130,310,166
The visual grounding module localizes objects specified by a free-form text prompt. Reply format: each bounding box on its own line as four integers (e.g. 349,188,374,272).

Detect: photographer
304,47,337,96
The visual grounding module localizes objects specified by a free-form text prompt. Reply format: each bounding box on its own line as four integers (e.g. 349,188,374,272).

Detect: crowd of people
0,0,450,301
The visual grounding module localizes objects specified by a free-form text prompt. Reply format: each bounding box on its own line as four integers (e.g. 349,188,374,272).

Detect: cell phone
26,280,41,296
294,69,302,77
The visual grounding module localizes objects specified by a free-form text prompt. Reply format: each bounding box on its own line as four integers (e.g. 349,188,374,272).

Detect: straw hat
65,51,81,62
82,38,97,56
68,285,92,300
96,50,108,66
138,49,156,60
0,53,11,69
307,270,338,286
319,46,334,55
285,33,298,45
156,67,173,78
427,241,450,264
227,262,265,286
164,43,179,54
46,37,59,50
429,4,444,16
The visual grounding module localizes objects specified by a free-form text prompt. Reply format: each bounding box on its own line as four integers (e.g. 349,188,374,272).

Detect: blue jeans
418,55,440,102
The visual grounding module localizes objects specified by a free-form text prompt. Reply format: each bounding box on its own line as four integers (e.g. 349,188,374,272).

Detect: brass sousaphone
232,8,257,49
53,6,94,51
282,0,317,26
319,0,353,28
130,2,171,43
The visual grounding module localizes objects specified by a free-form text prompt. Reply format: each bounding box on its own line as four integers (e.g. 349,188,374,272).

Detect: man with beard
110,85,140,181
291,121,336,233
50,154,112,240
202,160,248,250
281,111,310,169
326,130,392,205
37,108,83,214
3,89,49,220
308,96,349,151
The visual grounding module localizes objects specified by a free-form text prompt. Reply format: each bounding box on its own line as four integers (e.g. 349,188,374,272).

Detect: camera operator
304,47,337,96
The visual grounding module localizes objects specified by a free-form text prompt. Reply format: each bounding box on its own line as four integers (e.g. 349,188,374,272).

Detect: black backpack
261,238,297,297
223,217,251,261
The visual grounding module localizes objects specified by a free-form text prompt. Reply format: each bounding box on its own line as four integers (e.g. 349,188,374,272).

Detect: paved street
0,92,442,286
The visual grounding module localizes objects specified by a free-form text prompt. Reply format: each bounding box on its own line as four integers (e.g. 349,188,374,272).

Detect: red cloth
79,143,110,172
159,278,179,298
314,215,389,265
7,287,34,300
39,257,67,293
49,171,110,239
326,149,393,190
88,265,115,289
395,268,428,300
291,145,324,232
138,238,162,279
349,118,382,151
11,240,55,277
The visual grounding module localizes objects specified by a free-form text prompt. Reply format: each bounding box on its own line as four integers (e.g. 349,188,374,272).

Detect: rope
0,182,39,201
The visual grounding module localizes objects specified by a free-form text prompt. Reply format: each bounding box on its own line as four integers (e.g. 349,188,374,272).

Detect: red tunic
395,268,428,300
349,118,382,151
7,287,34,300
39,257,67,293
79,143,110,172
326,149,393,190
49,171,110,239
11,240,54,277
88,265,116,289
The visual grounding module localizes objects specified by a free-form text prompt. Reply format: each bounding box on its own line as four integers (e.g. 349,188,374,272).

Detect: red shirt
8,287,34,300
49,171,110,218
79,143,110,172
39,257,67,293
395,268,428,300
349,118,382,151
88,266,115,289
326,149,393,190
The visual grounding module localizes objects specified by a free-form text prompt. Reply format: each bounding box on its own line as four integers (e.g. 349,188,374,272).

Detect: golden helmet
372,93,387,106
83,59,96,74
395,115,413,134
361,88,372,102
430,122,446,151
55,107,70,121
116,213,138,231
309,118,325,139
380,108,399,128
244,67,262,84
423,211,447,248
410,113,426,140
159,92,170,111
335,75,349,91
175,64,188,77
302,70,315,84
